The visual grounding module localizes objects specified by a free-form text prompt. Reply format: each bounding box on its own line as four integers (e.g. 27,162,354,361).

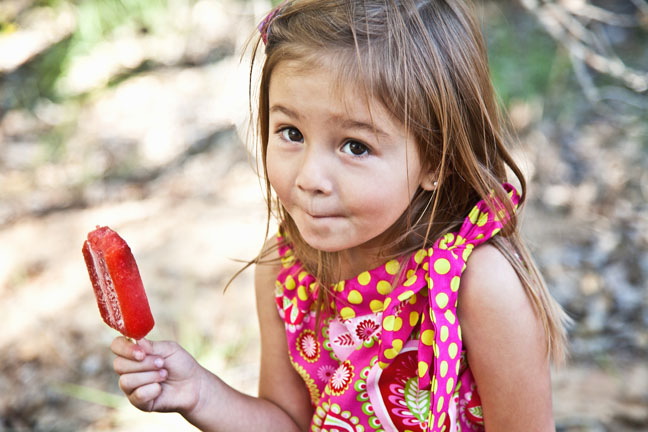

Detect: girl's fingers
119,369,168,395
114,353,164,374
112,337,182,363
138,338,181,359
129,382,163,409
111,336,145,361
134,337,154,355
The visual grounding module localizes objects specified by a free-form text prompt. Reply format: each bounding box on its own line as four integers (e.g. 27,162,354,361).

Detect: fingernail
154,358,164,368
134,351,144,361
160,369,168,378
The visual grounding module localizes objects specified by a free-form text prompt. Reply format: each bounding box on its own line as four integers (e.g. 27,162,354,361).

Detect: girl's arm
255,244,315,430
458,244,555,432
110,244,312,431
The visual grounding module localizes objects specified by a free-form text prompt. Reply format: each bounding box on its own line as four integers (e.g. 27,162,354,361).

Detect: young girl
111,1,569,430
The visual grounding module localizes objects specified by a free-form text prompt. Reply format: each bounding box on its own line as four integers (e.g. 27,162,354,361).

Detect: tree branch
563,2,638,27
519,0,648,93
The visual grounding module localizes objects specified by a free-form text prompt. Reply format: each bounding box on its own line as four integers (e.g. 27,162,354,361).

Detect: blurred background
0,0,646,430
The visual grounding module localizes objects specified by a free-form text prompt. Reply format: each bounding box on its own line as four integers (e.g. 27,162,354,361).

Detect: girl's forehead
274,48,368,87
271,57,380,111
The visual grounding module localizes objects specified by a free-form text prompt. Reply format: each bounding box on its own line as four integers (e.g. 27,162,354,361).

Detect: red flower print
355,319,380,341
329,361,354,396
317,365,336,383
296,329,320,363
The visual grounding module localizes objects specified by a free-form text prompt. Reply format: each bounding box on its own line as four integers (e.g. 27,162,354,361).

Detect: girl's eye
341,140,369,156
279,127,304,143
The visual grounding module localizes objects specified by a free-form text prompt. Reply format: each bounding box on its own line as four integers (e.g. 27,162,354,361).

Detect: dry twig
520,0,648,95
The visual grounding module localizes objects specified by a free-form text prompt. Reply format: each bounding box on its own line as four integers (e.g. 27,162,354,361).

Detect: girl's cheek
266,152,287,198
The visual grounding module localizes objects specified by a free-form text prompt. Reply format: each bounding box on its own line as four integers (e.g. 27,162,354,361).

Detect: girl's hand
112,333,305,432
111,337,203,415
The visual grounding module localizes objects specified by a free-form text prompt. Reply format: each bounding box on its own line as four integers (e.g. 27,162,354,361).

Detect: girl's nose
295,147,333,195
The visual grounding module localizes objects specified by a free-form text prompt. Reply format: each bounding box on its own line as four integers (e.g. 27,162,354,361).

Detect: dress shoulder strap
377,184,520,431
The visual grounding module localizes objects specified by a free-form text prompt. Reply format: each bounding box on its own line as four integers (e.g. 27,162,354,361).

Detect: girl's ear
420,170,438,191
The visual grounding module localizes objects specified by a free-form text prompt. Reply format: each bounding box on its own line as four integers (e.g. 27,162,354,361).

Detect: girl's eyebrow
269,104,301,119
335,116,390,139
270,104,390,139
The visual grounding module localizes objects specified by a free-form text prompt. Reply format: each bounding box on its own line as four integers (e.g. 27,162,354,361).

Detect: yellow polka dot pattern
385,259,399,275
340,306,355,319
357,271,371,286
348,290,363,304
369,299,384,313
376,280,392,295
433,258,451,275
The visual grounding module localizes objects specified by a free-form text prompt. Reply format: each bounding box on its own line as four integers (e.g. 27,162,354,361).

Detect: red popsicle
82,226,154,339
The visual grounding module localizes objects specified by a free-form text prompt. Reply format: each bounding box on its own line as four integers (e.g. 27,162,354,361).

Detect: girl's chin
301,238,346,253
299,232,353,253
300,233,376,256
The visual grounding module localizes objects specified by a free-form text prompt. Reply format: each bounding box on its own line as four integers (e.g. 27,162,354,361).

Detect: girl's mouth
308,213,339,219
304,210,342,219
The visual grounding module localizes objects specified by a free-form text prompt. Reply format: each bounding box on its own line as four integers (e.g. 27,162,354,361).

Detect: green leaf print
404,377,431,423
291,306,300,323
283,297,299,322
469,405,483,418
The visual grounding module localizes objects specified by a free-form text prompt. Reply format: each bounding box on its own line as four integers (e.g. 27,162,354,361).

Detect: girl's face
266,60,434,271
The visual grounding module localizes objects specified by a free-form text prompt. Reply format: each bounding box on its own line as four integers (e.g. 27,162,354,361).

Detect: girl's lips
307,213,341,219
303,209,342,219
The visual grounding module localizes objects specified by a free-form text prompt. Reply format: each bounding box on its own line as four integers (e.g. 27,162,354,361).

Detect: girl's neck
335,244,389,281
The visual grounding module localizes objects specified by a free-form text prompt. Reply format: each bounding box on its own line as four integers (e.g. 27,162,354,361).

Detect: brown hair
247,0,569,363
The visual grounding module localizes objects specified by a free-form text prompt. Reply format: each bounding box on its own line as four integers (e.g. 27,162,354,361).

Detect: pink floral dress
274,185,520,432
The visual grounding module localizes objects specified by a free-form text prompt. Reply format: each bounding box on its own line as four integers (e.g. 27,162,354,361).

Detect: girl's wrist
179,364,221,431
178,363,205,416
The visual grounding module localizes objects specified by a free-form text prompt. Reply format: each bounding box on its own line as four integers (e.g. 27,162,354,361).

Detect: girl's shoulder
461,243,524,306
458,242,537,346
